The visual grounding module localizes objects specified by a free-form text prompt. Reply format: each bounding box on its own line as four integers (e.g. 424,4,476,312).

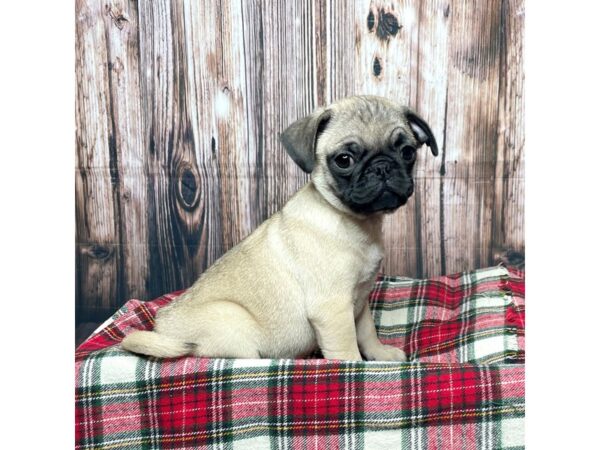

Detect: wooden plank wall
76,0,524,321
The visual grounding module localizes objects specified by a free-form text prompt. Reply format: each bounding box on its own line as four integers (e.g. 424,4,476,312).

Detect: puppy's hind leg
181,301,264,359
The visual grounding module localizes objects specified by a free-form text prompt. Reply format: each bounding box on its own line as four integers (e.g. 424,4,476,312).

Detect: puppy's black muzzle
347,156,414,214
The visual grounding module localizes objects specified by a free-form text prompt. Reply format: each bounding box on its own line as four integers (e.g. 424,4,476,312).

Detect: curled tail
121,331,195,358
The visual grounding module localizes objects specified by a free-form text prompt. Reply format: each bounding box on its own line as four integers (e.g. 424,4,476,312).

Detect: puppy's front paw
363,344,407,362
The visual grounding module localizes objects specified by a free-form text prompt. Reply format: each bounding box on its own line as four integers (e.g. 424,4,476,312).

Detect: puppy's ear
280,109,333,173
404,109,439,156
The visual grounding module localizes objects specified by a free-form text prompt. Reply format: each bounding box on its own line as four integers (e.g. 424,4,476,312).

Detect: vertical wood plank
313,0,331,104
326,0,356,102
168,0,209,285
102,0,150,301
136,0,182,296
261,0,320,216
412,0,450,276
493,0,525,259
213,0,259,250
442,0,503,274
76,0,121,318
240,0,269,228
183,0,225,275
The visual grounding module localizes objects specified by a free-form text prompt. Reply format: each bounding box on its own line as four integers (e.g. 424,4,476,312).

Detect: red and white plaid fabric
76,266,525,449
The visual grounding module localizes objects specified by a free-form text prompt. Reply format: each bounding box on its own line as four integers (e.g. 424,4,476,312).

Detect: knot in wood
367,10,376,32
176,163,200,211
373,57,382,77
105,5,129,30
376,9,400,40
89,244,111,260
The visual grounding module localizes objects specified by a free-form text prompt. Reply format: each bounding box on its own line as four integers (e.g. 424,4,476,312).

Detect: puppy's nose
371,159,391,177
406,183,414,197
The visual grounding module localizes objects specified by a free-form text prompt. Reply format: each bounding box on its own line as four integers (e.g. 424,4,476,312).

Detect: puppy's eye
334,153,355,169
401,146,416,162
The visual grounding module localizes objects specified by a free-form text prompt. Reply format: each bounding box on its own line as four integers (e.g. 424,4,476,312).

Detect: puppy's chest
355,243,384,283
349,243,383,314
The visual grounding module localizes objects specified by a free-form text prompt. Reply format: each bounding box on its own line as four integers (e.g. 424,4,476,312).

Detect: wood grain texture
493,0,525,259
76,0,122,319
442,0,503,273
76,0,525,321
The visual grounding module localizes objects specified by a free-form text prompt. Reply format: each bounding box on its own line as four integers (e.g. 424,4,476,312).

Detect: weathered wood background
76,0,524,322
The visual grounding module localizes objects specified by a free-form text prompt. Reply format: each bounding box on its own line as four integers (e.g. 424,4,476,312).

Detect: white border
1,1,74,447
526,1,600,448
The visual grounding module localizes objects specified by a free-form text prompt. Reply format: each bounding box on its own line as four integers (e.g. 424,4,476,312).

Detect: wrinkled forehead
319,105,415,151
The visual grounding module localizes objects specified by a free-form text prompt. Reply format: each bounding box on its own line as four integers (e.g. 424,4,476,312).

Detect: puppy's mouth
377,190,408,211
348,188,408,214
342,175,413,212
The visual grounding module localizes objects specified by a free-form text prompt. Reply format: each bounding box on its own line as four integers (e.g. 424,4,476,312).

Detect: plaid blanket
76,266,525,449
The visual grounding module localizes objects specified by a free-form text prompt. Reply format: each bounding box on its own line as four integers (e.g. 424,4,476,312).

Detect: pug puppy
122,95,438,361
